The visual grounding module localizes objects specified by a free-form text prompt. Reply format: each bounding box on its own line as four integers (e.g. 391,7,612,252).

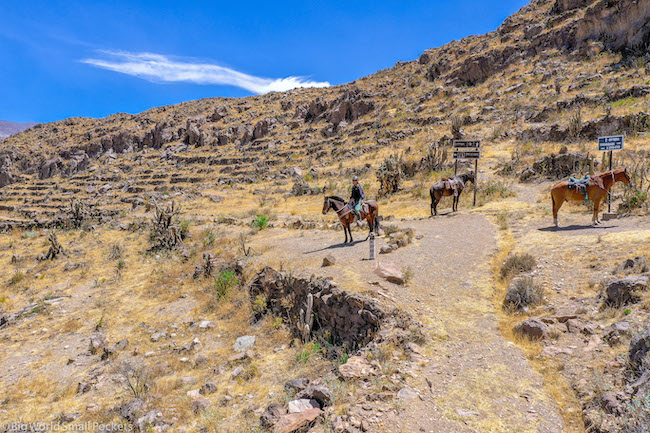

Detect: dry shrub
501,252,536,279
503,277,544,311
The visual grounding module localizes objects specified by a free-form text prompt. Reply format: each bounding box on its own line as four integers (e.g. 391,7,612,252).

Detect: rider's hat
352,176,359,181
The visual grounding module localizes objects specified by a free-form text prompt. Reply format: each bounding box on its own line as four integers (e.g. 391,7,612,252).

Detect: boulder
287,399,320,413
322,255,336,267
119,398,145,422
273,408,322,433
233,335,256,352
614,256,648,275
192,398,210,414
284,378,310,394
629,327,650,373
261,403,288,428
603,321,631,346
339,356,376,379
605,276,649,306
374,262,404,284
210,105,229,121
295,385,332,407
514,318,547,340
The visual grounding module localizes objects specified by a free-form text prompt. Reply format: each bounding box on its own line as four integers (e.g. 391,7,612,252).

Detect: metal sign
453,140,481,149
598,135,623,151
453,150,481,160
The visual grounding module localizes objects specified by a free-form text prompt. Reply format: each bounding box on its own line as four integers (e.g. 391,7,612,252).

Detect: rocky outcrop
0,155,15,187
519,152,598,181
249,267,422,350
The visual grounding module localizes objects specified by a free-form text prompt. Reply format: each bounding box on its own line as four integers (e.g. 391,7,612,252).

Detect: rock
339,356,376,379
261,403,288,428
233,335,256,352
179,376,198,386
135,410,163,431
273,408,322,433
231,366,245,379
614,256,648,275
296,385,332,407
565,318,594,335
374,262,404,284
150,332,166,342
455,408,480,418
192,398,210,414
89,332,108,354
284,378,310,393
514,318,547,340
397,387,419,401
322,255,336,267
199,320,216,329
629,327,650,373
288,399,320,413
379,245,393,254
600,391,623,415
186,389,201,399
119,398,145,422
605,276,649,306
200,382,218,395
210,105,229,121
604,321,631,346
101,345,117,360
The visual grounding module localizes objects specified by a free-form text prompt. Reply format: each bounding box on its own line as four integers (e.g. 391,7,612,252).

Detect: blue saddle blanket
568,175,591,200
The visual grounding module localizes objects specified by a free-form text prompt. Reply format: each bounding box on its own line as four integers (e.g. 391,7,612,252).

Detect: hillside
1,0,650,432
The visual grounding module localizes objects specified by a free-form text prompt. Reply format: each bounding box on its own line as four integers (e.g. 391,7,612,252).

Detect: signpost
453,140,481,206
598,135,624,213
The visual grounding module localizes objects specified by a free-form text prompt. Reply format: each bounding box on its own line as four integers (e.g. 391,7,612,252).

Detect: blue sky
0,0,528,123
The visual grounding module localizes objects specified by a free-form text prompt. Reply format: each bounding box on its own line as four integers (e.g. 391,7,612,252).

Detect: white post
369,233,375,260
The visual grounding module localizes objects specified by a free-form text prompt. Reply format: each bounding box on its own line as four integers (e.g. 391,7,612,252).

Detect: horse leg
365,215,374,240
433,195,439,216
552,192,564,227
593,199,601,225
343,223,349,243
348,224,354,243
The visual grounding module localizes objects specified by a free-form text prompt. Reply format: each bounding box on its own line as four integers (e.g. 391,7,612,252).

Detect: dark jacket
351,184,365,203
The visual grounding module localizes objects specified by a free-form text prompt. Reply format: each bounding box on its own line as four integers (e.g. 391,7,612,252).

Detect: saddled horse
322,196,379,243
429,172,475,216
551,168,630,226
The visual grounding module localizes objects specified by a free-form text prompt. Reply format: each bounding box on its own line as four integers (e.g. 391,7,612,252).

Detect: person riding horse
350,176,365,220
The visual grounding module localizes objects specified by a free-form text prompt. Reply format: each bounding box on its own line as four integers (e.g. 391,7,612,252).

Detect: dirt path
253,213,564,433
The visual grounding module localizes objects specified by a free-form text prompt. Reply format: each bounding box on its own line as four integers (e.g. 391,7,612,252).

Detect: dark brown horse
322,196,379,243
429,172,475,216
551,168,631,226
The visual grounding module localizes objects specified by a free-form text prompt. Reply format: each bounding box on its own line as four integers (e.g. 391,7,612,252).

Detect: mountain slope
0,120,38,141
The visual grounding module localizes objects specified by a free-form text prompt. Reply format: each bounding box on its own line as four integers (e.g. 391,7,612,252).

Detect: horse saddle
442,178,461,196
568,175,593,201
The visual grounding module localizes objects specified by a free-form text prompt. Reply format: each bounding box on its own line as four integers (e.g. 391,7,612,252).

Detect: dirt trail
253,213,564,433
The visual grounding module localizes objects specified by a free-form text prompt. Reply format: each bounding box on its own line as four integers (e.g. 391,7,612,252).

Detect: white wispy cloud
81,51,330,93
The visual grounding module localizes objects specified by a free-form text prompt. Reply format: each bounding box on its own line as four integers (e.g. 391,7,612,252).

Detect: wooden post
608,150,613,213
369,233,375,260
454,159,458,176
473,159,478,207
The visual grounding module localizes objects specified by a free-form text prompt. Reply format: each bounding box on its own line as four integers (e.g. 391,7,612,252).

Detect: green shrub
253,214,270,230
297,342,322,363
202,229,217,247
213,270,238,299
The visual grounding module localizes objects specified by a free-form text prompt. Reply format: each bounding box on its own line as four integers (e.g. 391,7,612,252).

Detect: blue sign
598,135,623,151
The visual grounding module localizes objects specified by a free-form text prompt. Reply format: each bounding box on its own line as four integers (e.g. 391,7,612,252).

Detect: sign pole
608,150,613,213
473,159,478,207
597,135,623,220
454,159,458,176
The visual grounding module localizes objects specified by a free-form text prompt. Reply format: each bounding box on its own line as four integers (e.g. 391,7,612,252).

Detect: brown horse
551,168,631,227
430,172,475,216
322,196,379,243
